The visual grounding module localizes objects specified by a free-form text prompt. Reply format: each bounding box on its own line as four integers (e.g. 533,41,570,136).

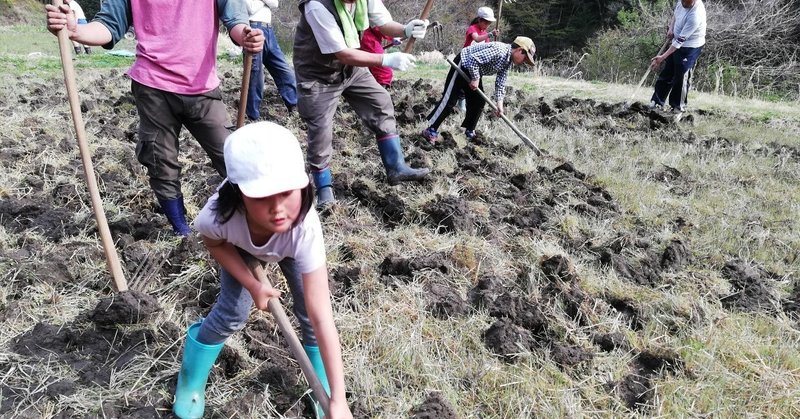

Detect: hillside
0,26,799,418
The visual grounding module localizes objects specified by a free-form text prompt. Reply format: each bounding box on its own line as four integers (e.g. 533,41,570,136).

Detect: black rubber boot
377,135,430,186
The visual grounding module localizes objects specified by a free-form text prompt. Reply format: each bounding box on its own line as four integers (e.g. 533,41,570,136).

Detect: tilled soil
0,67,797,417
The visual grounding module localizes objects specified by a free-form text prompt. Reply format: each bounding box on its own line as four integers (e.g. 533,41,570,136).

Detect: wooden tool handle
247,260,331,416
51,0,128,292
403,0,435,53
237,53,254,128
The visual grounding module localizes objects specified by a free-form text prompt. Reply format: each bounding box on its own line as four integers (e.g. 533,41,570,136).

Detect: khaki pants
297,67,397,171
132,80,231,200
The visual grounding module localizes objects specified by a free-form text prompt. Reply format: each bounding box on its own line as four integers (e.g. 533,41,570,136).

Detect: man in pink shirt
45,0,264,237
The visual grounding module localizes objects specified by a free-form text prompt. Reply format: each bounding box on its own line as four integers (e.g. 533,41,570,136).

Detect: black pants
426,54,485,131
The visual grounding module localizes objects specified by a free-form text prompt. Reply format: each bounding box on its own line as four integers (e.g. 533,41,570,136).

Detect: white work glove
382,52,416,71
404,19,429,39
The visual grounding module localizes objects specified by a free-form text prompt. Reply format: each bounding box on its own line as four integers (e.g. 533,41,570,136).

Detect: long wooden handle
247,260,331,417
403,0,435,53
446,58,543,156
237,53,254,128
629,40,670,102
51,0,128,293
496,0,503,33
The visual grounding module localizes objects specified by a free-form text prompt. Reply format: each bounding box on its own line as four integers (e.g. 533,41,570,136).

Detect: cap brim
485,17,496,21
237,174,310,199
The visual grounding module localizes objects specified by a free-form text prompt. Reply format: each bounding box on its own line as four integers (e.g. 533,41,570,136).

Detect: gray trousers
297,66,397,171
132,80,231,200
196,255,316,346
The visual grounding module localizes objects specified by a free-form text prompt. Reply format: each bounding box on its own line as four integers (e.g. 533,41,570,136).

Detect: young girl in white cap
172,121,351,419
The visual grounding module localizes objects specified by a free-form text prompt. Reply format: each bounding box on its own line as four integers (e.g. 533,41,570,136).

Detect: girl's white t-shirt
194,192,326,274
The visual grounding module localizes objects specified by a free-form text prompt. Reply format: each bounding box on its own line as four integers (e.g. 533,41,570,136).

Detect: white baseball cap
477,6,496,22
223,122,309,198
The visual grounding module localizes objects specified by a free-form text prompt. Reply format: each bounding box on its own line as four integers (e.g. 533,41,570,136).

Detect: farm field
1,22,799,418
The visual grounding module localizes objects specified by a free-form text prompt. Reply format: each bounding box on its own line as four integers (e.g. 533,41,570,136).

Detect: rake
445,57,544,156
50,0,128,294
626,40,670,106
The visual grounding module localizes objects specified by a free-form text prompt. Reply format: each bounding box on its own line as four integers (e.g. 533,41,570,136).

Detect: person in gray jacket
293,0,431,208
649,0,706,114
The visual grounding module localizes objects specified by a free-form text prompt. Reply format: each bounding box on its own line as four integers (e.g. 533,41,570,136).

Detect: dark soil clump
423,195,475,234
410,391,459,419
609,349,685,410
720,260,780,313
90,290,160,326
379,253,449,279
591,332,630,352
550,344,594,366
483,318,535,362
425,282,468,319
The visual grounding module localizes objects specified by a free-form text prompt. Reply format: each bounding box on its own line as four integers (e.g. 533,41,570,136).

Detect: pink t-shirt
128,0,221,95
464,23,487,47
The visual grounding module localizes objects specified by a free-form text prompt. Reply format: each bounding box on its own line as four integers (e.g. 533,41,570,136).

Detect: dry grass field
0,22,799,418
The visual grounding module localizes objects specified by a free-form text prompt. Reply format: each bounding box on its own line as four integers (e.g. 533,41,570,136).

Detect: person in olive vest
293,0,431,208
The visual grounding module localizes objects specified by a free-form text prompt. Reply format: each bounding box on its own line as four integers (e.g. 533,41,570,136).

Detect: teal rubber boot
304,344,331,418
173,323,224,419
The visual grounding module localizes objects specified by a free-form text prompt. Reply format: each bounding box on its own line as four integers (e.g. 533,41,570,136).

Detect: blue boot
377,135,430,186
159,196,191,236
312,168,335,208
304,344,330,418
173,322,224,419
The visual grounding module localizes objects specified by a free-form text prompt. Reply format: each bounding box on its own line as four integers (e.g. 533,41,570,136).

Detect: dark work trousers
425,53,485,131
650,46,703,111
132,80,231,201
246,21,298,120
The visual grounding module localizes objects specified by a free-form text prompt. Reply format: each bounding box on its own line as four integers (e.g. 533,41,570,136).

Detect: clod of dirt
487,292,550,337
591,332,630,352
217,346,245,379
90,290,160,326
423,196,475,234
379,253,449,278
599,249,662,287
720,260,780,313
410,391,459,419
550,344,594,367
425,282,467,319
660,239,690,270
467,276,504,310
651,164,682,182
349,180,406,227
783,281,800,316
504,206,549,230
604,295,644,330
331,266,361,299
540,254,579,283
609,349,685,410
552,161,587,180
483,318,535,362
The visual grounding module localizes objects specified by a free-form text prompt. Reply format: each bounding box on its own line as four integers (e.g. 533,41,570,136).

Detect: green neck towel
334,0,368,48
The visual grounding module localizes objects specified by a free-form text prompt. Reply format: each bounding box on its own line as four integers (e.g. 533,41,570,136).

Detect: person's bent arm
201,235,280,310
230,24,264,53
302,265,353,419
46,3,113,46
334,48,384,67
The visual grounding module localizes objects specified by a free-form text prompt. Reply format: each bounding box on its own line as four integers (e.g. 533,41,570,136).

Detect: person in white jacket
245,0,298,120
649,0,706,113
